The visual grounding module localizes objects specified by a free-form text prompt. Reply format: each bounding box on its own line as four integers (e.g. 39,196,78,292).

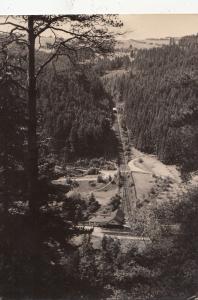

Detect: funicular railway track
113,108,137,227
122,176,133,223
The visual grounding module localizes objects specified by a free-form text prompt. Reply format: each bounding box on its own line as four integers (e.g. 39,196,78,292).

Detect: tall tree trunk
27,17,40,297
27,16,38,214
3,134,9,214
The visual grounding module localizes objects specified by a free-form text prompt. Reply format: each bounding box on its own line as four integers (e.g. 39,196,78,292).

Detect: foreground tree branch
0,14,123,215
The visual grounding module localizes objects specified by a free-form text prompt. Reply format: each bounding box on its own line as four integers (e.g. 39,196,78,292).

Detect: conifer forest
0,15,198,300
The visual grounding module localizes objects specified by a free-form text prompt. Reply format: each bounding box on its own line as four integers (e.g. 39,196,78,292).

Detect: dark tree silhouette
0,15,123,214
0,49,26,213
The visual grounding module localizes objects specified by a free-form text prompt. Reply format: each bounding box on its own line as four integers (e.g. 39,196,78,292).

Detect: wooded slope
117,36,198,172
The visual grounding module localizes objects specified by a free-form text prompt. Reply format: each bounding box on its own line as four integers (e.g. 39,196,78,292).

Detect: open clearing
54,169,118,206
74,180,118,206
128,147,183,203
129,148,181,182
53,169,117,184
133,172,154,202
72,169,118,205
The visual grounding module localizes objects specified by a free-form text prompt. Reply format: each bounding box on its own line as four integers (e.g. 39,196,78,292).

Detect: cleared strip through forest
114,109,138,227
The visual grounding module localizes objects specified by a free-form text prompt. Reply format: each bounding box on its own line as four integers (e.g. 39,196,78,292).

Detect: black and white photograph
0,9,198,300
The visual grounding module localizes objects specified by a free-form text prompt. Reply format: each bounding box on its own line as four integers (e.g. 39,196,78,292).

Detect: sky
1,15,198,41
120,14,198,40
1,0,198,15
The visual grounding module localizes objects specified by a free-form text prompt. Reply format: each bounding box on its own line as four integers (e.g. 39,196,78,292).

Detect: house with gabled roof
88,208,124,228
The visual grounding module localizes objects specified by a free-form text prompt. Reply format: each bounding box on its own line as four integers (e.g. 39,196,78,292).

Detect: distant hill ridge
116,37,180,50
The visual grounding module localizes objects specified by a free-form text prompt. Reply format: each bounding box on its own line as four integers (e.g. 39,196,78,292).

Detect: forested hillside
1,43,118,162
94,54,131,76
1,15,198,300
38,57,117,162
112,36,198,172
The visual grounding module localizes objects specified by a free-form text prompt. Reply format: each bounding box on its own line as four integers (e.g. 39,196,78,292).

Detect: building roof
66,190,81,199
89,209,124,225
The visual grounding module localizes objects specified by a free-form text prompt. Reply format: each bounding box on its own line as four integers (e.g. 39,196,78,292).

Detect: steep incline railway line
113,109,137,227
122,176,133,222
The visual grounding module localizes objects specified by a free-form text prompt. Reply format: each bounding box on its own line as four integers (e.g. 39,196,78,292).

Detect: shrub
75,158,89,167
107,164,117,170
109,194,121,211
66,178,73,184
87,168,100,175
97,174,106,183
89,181,96,187
88,193,101,213
72,180,79,188
65,178,79,188
89,158,105,168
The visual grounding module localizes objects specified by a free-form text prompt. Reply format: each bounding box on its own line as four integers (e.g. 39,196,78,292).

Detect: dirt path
128,159,152,174
91,180,112,193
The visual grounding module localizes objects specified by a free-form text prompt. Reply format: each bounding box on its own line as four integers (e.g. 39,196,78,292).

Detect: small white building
113,107,117,113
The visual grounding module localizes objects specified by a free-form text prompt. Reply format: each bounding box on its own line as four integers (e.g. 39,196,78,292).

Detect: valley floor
128,147,184,204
